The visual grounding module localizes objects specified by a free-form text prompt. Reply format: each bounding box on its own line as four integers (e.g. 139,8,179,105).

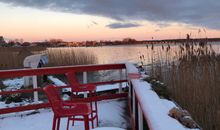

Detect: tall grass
46,48,97,67
148,42,220,130
0,47,97,70
0,47,46,70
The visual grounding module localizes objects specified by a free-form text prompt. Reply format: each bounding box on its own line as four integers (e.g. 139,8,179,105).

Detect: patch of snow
92,127,125,130
98,99,128,129
47,76,71,92
160,99,177,114
125,63,139,73
96,83,127,92
0,99,128,130
47,76,67,86
2,78,24,91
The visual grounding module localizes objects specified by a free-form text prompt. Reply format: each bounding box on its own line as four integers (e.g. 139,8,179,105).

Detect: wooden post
119,69,123,93
138,103,143,130
83,72,88,98
32,76,38,102
132,89,136,123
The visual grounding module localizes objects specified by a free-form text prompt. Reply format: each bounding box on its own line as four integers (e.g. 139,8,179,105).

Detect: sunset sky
0,1,220,42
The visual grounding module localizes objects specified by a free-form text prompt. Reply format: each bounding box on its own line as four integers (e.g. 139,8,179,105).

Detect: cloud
106,22,141,29
156,22,171,28
1,0,220,29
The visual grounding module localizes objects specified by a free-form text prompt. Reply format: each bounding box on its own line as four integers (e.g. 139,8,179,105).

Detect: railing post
132,88,136,124
119,69,123,93
128,80,131,98
83,72,88,98
32,76,38,102
138,103,143,130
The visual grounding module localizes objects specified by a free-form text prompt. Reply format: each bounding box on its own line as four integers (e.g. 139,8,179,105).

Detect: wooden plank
0,103,50,114
0,63,125,78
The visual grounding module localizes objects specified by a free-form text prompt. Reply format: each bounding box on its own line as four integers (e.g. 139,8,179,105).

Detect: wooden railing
0,63,164,130
0,63,127,114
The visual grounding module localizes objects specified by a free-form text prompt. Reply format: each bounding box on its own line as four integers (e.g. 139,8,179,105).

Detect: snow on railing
126,63,198,130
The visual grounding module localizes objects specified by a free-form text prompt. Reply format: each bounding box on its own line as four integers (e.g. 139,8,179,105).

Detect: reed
46,47,97,67
147,42,220,130
0,47,97,70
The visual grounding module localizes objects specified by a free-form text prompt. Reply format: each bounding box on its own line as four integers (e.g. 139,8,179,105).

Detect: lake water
72,42,220,65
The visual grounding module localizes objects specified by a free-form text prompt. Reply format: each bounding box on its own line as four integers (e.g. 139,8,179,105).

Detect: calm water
70,42,220,65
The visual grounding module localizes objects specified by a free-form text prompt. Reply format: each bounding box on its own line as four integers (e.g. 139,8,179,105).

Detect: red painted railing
0,63,127,115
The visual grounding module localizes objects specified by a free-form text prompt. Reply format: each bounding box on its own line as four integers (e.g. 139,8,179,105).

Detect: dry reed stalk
148,42,220,130
0,47,97,70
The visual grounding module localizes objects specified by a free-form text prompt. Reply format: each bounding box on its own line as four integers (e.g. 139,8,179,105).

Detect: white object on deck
23,54,48,68
23,54,48,102
92,127,125,130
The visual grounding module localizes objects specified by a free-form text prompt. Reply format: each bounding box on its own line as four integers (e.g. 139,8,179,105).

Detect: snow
131,79,199,130
125,62,139,73
160,99,177,114
92,127,125,130
47,76,71,92
23,54,48,68
97,100,128,128
96,83,127,92
2,78,24,91
48,76,66,86
0,99,128,130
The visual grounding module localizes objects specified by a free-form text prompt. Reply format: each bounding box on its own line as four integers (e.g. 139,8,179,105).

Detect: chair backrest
43,85,62,114
66,71,80,91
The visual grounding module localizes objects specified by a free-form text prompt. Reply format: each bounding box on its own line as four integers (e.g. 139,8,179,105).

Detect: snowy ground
0,77,129,130
0,99,129,130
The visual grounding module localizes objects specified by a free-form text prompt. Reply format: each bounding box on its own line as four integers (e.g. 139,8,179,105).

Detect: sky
0,1,220,42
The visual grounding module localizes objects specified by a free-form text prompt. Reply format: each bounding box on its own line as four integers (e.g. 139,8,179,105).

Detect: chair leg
52,115,57,130
90,102,94,129
57,117,61,130
95,101,99,127
72,116,75,126
84,115,89,130
67,118,70,130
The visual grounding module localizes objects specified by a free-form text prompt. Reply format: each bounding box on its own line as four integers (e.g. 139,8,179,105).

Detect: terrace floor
0,99,130,130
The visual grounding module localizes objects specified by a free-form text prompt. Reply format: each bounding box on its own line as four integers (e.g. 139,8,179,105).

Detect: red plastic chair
43,85,91,130
66,71,98,129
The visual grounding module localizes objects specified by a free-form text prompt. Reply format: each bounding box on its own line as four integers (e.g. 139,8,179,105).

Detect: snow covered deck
0,63,201,130
0,99,129,130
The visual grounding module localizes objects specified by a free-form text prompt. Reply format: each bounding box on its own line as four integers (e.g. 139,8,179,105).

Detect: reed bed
46,48,97,67
0,47,97,70
147,42,220,130
0,47,46,70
